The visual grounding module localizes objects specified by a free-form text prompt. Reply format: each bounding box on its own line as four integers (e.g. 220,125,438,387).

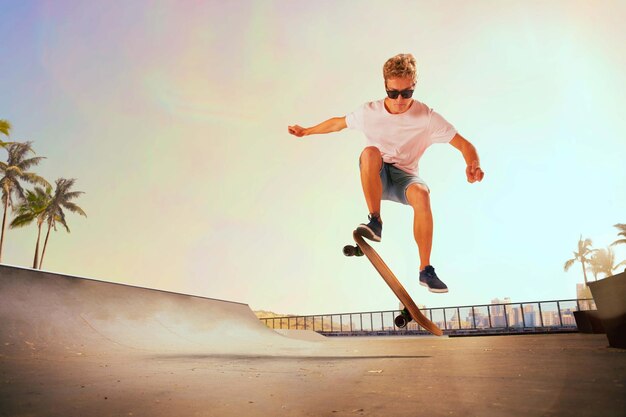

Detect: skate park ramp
0,264,317,358
1,264,625,417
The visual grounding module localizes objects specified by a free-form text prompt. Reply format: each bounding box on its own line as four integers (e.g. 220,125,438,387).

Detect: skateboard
343,230,443,336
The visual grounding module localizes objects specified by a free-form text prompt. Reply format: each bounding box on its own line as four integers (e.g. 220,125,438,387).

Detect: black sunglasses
386,88,414,99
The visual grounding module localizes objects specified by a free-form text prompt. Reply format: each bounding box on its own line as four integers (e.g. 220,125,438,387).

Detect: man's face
385,77,415,114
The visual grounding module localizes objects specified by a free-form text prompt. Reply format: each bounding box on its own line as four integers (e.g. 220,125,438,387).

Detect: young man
288,53,484,293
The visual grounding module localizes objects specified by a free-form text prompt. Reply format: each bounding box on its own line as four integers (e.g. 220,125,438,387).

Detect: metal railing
259,298,596,336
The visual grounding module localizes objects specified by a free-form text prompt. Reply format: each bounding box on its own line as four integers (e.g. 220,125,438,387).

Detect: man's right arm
288,117,347,137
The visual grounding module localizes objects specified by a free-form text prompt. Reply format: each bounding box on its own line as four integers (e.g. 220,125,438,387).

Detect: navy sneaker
419,265,448,293
356,214,382,242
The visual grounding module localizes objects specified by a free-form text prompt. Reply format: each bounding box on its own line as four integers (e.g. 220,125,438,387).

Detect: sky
1,0,625,316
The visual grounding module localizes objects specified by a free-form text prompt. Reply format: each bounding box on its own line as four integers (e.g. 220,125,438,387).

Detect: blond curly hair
383,53,418,83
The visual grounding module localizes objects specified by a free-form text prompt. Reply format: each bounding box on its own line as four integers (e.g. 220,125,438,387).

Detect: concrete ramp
0,264,310,358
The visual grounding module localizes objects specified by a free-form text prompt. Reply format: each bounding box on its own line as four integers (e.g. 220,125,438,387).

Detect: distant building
523,304,538,327
576,283,595,310
561,309,576,326
490,298,511,327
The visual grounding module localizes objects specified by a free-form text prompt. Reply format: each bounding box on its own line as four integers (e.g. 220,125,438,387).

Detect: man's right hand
289,117,347,137
288,125,307,137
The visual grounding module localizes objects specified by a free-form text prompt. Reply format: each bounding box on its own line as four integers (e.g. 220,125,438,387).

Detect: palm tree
38,178,87,269
610,223,626,247
564,236,594,286
587,247,624,280
0,142,49,262
9,186,52,268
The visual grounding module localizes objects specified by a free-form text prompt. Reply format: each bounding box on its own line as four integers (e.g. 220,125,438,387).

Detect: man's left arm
449,133,484,183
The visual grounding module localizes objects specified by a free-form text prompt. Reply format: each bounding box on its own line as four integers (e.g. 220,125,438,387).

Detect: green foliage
1,119,87,267
0,119,11,147
10,186,52,229
0,141,50,262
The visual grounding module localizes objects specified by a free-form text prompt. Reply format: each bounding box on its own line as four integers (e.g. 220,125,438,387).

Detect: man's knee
360,146,383,167
406,183,430,207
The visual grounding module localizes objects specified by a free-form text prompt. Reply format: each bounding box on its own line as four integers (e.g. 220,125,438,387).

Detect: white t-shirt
345,99,457,176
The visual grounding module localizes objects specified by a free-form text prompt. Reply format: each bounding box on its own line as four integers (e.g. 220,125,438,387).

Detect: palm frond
564,259,575,272
21,172,50,188
10,181,26,205
61,202,87,217
18,156,46,172
9,213,36,229
52,210,69,233
613,224,626,240
7,142,35,163
62,191,85,201
4,165,24,177
0,120,11,137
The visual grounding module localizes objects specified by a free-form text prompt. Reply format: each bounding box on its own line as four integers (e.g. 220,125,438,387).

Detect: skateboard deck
348,230,443,336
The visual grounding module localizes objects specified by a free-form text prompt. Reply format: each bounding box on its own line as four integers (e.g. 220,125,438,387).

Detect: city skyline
261,296,579,334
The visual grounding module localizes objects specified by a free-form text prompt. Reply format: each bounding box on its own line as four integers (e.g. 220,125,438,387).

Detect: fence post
503,303,509,329
471,306,476,329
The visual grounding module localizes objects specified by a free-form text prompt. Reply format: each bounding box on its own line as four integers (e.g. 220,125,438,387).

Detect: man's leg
357,147,384,241
405,183,432,270
406,183,448,293
359,146,383,217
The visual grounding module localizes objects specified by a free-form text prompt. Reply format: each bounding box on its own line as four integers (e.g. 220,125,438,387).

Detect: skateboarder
288,53,484,293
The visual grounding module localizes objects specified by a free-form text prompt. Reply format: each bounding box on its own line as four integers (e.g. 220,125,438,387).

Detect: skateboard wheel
343,245,363,257
343,245,356,257
394,315,408,328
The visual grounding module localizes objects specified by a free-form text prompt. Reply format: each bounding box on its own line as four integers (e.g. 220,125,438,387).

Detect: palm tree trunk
582,259,589,286
0,197,8,263
39,223,52,270
33,221,43,269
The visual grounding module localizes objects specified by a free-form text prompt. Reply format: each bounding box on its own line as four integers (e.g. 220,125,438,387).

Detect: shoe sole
420,281,449,293
356,225,381,242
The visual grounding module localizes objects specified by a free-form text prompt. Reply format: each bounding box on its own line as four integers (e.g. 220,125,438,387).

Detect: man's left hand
466,160,484,183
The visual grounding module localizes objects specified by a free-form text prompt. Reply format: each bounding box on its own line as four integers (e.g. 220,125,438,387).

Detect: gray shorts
360,161,429,205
